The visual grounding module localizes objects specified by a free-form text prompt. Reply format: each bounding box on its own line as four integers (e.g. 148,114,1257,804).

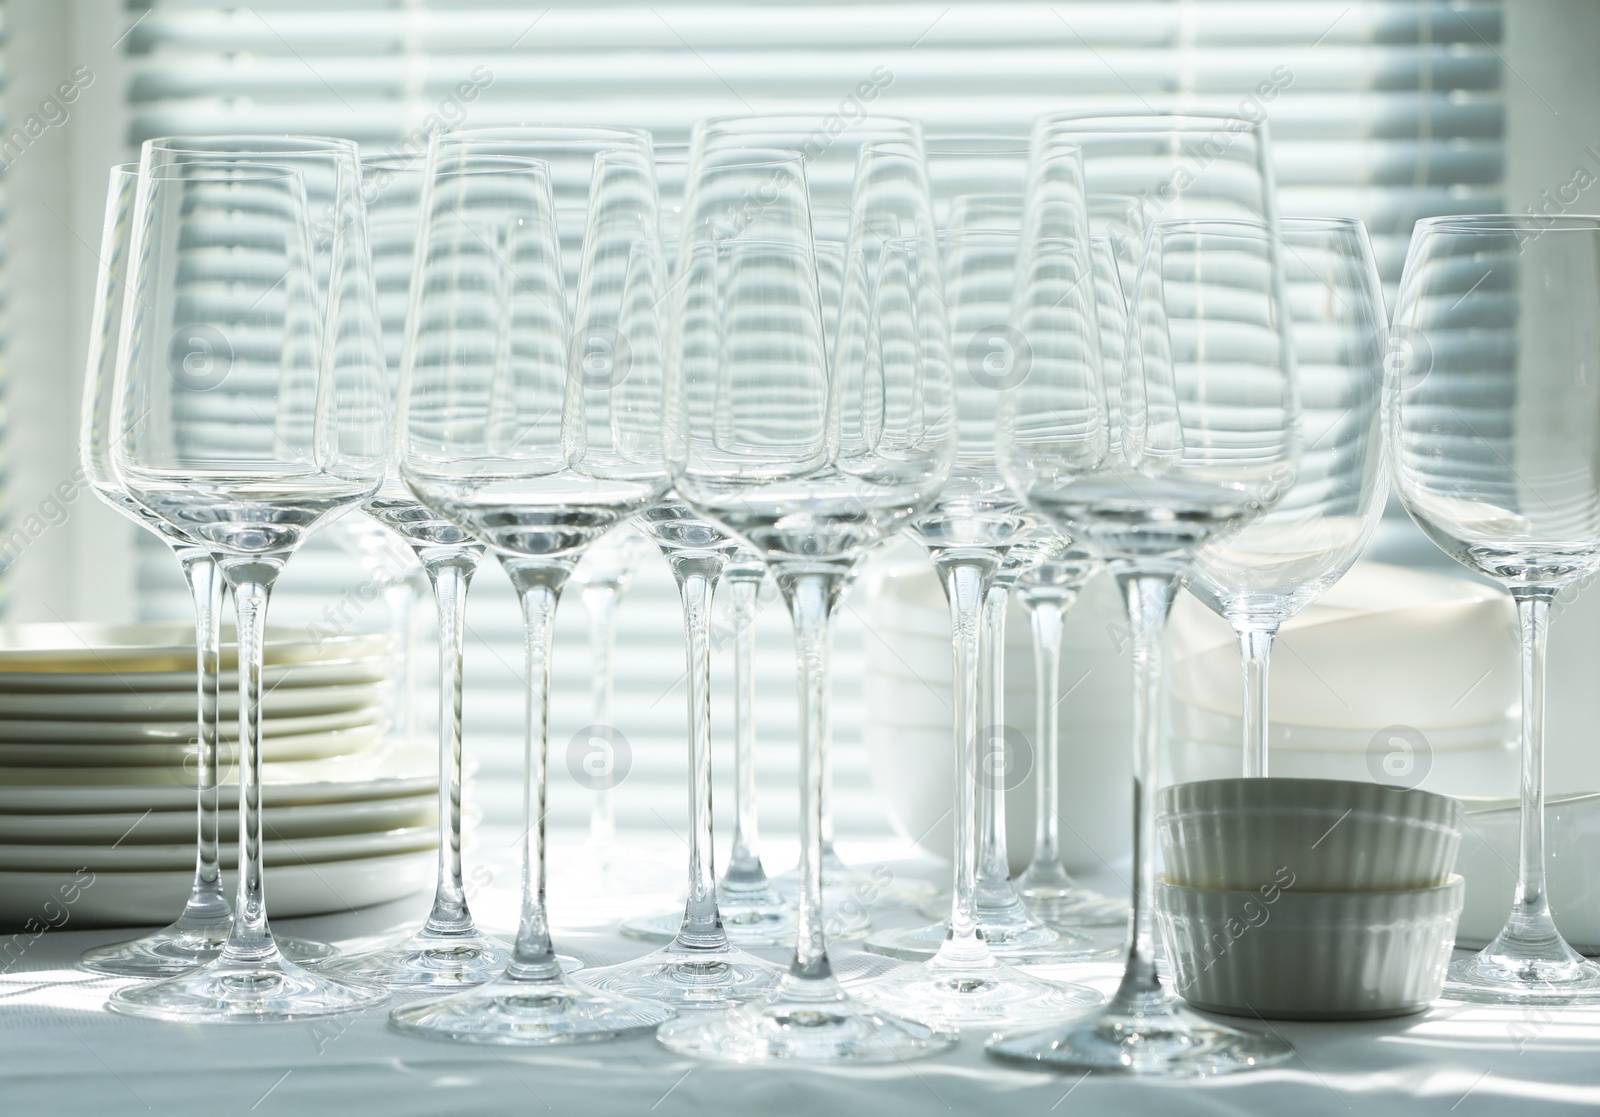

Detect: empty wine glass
389,141,675,1043
693,116,939,908
75,165,236,978
107,157,389,1021
860,227,1112,980
1184,217,1388,778
1011,232,1130,931
566,147,782,1009
318,153,513,988
988,179,1298,1074
1391,214,1600,1005
926,136,1100,958
655,147,957,1062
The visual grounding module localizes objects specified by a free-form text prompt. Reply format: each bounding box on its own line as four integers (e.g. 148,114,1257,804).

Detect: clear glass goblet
655,147,957,1063
1391,214,1600,1005
317,152,514,989
388,137,676,1044
81,136,371,980
987,192,1298,1074
107,157,389,1021
1184,217,1389,778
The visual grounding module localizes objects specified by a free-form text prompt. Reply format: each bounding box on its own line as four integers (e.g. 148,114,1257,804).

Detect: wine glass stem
668,554,729,948
977,582,1012,893
419,548,480,936
932,559,993,961
1504,587,1560,944
580,582,621,847
1236,624,1277,779
783,569,845,979
217,561,284,964
1025,593,1065,876
175,548,228,926
506,565,569,980
724,571,767,886
1107,569,1178,1013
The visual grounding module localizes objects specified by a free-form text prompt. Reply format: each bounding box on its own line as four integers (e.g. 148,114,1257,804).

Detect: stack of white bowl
1155,777,1466,1019
0,623,438,927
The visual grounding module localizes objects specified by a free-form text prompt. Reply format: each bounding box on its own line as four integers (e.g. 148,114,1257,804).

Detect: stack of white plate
0,623,438,927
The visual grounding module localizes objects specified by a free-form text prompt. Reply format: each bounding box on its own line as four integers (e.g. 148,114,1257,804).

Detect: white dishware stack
0,623,438,926
1165,563,1520,798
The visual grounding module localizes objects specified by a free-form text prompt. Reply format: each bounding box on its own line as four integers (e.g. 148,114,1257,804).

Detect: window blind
124,0,1506,837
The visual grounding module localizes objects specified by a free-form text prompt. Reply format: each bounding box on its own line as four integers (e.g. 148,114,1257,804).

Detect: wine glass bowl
656,144,958,1063
1182,216,1388,778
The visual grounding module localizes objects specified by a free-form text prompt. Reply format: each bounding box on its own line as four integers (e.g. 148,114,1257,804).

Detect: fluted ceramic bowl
1156,875,1464,1019
1157,777,1462,892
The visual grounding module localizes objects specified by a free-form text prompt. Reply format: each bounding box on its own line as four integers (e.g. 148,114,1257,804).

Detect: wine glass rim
438,124,651,144
1036,111,1267,135
1415,213,1600,233
1280,215,1365,232
427,153,553,177
695,148,808,172
144,134,358,154
697,112,921,132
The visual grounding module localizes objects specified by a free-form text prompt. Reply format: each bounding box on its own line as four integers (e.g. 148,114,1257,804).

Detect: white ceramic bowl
1157,777,1462,892
1454,791,1600,953
1155,875,1464,1019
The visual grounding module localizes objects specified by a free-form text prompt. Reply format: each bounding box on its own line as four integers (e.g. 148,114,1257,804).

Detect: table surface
3,832,1598,1117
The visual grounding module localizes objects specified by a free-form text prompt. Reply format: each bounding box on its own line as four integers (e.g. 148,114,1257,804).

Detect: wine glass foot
317,928,512,989
1444,946,1600,1005
987,999,1294,1078
80,921,334,979
865,917,1119,965
389,970,674,1045
655,973,956,1063
855,958,1102,1032
581,944,783,1009
108,952,386,1022
1021,886,1131,930
624,902,868,947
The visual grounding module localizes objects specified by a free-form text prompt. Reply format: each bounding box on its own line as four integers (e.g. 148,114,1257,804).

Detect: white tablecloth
4,832,1598,1116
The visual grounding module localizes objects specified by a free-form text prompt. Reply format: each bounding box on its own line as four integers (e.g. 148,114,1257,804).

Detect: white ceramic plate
0,724,383,768
0,623,387,674
0,793,439,844
0,656,389,694
0,682,385,721
0,707,380,744
0,746,435,807
0,849,434,927
0,825,437,872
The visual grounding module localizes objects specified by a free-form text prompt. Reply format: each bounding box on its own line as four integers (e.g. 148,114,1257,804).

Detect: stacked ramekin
1155,777,1465,1020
